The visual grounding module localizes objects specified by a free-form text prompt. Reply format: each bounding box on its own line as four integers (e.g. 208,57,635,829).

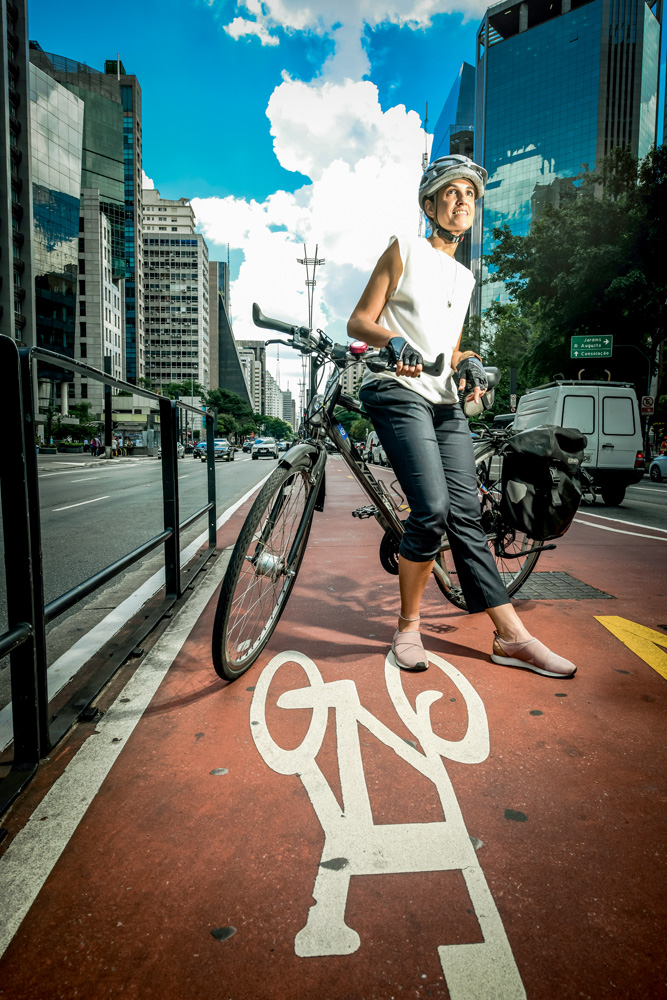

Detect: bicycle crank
379,529,400,575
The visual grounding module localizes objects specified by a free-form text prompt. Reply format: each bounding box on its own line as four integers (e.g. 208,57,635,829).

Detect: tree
217,413,240,438
257,416,294,440
205,387,255,424
349,417,372,441
160,379,206,399
484,146,667,394
481,301,535,415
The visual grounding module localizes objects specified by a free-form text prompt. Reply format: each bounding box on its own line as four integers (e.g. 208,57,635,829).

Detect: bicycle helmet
419,155,488,243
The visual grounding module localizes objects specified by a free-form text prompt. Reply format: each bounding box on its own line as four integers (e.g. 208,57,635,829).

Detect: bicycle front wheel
432,439,541,610
212,460,316,681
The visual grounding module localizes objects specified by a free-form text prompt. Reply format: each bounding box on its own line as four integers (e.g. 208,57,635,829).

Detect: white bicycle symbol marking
250,649,526,1000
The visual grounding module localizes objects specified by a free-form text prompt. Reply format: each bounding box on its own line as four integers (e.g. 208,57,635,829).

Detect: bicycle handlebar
253,302,445,376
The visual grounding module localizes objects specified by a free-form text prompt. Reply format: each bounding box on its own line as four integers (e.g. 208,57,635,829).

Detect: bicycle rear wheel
212,460,316,680
432,440,541,609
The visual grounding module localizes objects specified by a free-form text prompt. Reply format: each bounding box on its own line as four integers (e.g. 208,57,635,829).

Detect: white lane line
52,496,110,512
574,517,667,541
0,472,272,751
575,509,667,532
71,478,97,483
178,475,190,481
628,485,667,493
0,548,230,960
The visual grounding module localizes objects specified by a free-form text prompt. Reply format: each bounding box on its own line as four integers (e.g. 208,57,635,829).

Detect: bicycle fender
279,442,319,470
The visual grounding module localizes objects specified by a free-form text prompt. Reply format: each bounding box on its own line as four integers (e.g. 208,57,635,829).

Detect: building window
79,238,85,252
79,259,85,274
80,302,86,316
81,383,88,398
79,280,86,295
79,217,85,232
80,343,87,358
80,322,87,337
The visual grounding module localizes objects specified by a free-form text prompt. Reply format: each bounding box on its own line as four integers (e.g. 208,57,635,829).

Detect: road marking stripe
71,478,97,482
628,485,667,493
52,496,110,512
573,517,667,541
595,616,667,680
0,547,231,960
575,509,667,532
0,473,272,751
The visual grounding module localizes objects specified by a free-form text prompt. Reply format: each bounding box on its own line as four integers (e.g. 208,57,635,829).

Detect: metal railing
0,336,219,816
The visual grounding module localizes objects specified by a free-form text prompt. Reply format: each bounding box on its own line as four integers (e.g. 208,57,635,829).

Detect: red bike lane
0,460,665,1000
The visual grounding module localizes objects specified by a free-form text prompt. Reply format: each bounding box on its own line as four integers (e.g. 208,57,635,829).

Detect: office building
264,368,283,419
143,188,210,390
208,260,251,406
105,60,145,385
29,45,128,410
28,62,85,411
237,340,266,414
339,358,365,398
473,0,661,313
1,0,36,348
431,62,476,270
282,388,295,429
72,188,124,409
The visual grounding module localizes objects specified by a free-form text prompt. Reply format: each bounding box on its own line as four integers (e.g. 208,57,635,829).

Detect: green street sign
570,335,613,359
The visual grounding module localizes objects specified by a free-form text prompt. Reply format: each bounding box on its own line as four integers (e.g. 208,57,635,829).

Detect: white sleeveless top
362,233,476,404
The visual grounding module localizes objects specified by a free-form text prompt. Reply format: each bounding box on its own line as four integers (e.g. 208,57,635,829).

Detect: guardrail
0,336,219,817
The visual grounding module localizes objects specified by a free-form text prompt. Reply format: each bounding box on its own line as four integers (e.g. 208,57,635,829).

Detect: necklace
430,243,457,308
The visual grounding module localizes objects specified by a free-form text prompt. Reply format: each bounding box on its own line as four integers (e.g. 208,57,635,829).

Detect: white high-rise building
74,188,125,411
143,188,209,390
264,369,283,419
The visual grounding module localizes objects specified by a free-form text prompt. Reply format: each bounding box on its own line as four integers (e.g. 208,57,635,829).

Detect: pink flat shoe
391,629,428,672
490,632,576,678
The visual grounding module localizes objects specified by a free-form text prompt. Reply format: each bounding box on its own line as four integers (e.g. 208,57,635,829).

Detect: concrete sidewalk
1,457,666,1000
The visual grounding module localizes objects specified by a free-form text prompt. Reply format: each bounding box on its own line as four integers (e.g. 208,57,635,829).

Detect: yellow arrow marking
595,616,667,680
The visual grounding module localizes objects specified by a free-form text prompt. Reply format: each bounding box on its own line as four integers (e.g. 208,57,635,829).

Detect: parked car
193,442,205,459
364,430,388,467
648,454,667,482
512,380,644,505
252,437,279,460
278,440,291,452
157,442,185,459
201,438,234,462
242,440,254,453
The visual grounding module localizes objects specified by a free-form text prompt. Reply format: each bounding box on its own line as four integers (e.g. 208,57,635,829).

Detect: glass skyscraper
29,63,83,388
473,0,661,314
431,61,476,270
106,61,144,385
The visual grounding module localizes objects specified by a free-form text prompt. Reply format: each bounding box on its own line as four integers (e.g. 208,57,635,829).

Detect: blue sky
27,0,666,391
28,0,485,386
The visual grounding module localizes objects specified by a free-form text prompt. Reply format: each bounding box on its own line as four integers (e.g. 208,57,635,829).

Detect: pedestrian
348,154,576,678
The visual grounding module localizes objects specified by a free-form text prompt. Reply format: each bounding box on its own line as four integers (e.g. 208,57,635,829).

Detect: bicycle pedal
352,505,379,519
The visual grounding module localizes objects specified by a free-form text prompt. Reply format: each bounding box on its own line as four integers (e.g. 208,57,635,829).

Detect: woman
347,155,576,679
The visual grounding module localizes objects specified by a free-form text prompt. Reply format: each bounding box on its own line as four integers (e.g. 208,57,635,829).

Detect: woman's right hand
387,337,423,378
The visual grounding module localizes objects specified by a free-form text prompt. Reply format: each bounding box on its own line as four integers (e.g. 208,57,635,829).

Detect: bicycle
211,305,553,681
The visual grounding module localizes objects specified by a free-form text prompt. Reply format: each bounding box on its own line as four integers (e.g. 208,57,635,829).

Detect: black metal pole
159,397,181,599
207,410,217,549
104,355,112,459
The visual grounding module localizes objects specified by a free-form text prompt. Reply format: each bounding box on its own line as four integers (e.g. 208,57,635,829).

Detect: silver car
252,436,279,460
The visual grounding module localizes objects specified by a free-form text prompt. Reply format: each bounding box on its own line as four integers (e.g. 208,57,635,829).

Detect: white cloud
218,0,488,50
224,15,280,45
142,169,155,189
192,75,428,391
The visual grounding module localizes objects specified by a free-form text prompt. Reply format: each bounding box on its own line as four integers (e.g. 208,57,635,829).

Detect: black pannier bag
501,426,587,541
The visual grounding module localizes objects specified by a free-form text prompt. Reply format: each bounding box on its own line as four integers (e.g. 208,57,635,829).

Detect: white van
512,380,644,505
364,431,388,467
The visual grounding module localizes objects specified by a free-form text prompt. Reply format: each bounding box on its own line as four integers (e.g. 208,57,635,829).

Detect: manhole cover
502,571,614,601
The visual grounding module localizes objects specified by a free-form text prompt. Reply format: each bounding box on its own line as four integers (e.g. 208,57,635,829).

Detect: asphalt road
0,452,279,641
0,454,665,662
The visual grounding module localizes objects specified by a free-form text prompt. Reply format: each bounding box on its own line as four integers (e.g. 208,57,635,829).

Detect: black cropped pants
359,380,510,614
